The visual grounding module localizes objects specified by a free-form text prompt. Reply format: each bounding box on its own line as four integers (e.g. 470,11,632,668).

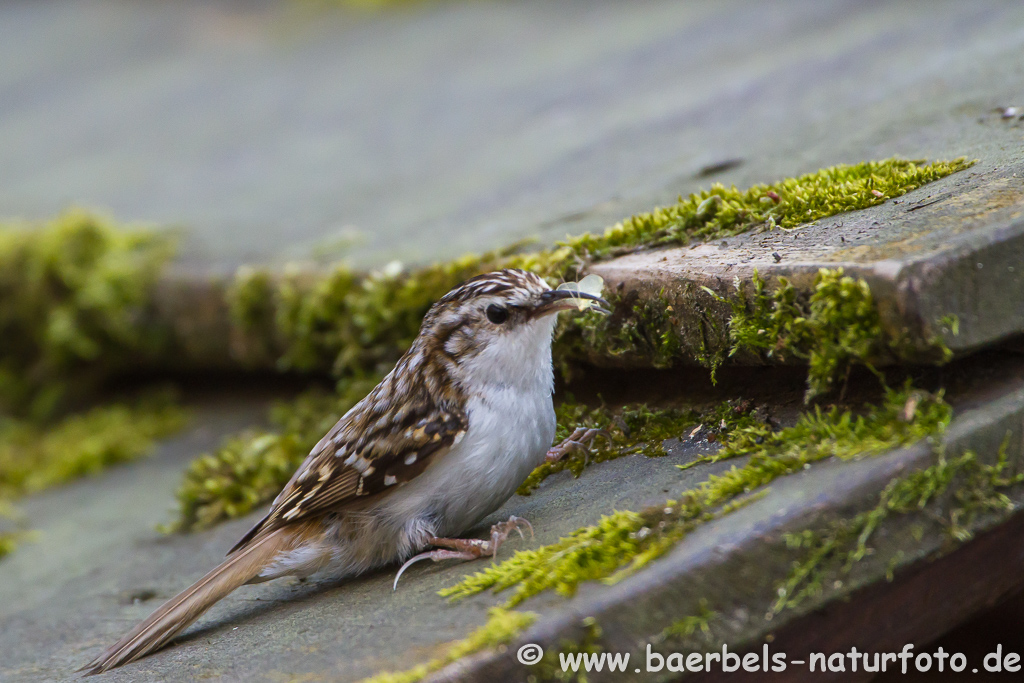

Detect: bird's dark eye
486,304,509,324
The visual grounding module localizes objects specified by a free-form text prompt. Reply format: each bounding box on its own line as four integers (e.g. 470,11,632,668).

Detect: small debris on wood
122,588,159,605
901,391,924,422
613,415,631,438
697,158,744,177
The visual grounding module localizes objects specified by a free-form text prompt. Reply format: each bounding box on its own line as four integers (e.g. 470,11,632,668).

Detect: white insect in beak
556,274,608,313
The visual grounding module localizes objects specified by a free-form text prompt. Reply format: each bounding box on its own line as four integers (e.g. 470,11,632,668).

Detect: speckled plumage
81,269,606,675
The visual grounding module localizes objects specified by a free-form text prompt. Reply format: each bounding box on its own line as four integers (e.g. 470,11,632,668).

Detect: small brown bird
81,268,608,675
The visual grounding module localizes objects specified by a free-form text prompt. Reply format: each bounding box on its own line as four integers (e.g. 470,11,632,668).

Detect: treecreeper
81,268,610,675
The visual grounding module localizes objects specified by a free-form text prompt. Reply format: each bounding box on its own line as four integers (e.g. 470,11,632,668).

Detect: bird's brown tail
80,527,302,676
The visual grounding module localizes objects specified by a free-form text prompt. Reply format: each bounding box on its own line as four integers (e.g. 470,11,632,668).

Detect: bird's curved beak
531,289,612,318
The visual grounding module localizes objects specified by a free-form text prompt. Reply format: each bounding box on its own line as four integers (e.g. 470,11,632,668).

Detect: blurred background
3,0,1022,273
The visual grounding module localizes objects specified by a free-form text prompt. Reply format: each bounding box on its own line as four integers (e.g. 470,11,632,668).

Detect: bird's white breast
378,316,559,541
379,382,555,540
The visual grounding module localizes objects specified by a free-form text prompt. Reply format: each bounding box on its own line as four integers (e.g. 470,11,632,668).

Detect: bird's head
411,269,609,392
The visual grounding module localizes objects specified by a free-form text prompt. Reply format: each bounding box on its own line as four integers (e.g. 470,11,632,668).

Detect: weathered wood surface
586,160,1024,367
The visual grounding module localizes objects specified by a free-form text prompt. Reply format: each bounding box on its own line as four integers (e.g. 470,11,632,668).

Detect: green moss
772,439,1024,616
169,388,746,530
228,246,565,379
162,377,379,533
0,392,188,499
516,399,707,495
713,268,952,401
0,393,188,560
440,384,950,608
682,382,950,471
657,600,716,643
226,159,971,382
528,616,604,683
551,293,686,377
554,160,971,384
0,160,969,420
358,608,536,683
0,534,16,560
0,502,23,560
0,210,181,555
562,158,974,260
0,211,176,420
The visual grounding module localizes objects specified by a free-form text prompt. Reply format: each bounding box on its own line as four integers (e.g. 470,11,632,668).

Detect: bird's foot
393,515,533,590
488,515,533,556
545,427,610,464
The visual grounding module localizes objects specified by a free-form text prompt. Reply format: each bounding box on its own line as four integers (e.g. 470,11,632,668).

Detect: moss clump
518,397,762,495
0,393,188,560
552,294,685,377
516,400,702,495
681,382,950,471
229,247,568,380
0,160,969,419
0,211,182,559
0,392,188,499
528,615,605,682
440,384,950,608
0,211,175,420
162,377,379,533
773,441,1024,616
563,158,974,260
0,502,23,560
0,534,16,560
714,268,952,401
359,607,536,683
657,600,717,643
168,389,748,530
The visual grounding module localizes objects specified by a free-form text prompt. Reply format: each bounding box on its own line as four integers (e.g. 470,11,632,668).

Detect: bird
81,268,610,675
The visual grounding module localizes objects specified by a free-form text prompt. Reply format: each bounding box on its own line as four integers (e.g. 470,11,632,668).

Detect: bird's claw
392,515,533,590
489,515,533,557
393,548,482,591
545,427,610,464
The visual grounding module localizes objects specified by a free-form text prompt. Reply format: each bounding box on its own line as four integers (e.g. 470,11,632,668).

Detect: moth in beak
532,274,611,318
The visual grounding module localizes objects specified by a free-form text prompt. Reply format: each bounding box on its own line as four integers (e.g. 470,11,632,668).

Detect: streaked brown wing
229,387,466,554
